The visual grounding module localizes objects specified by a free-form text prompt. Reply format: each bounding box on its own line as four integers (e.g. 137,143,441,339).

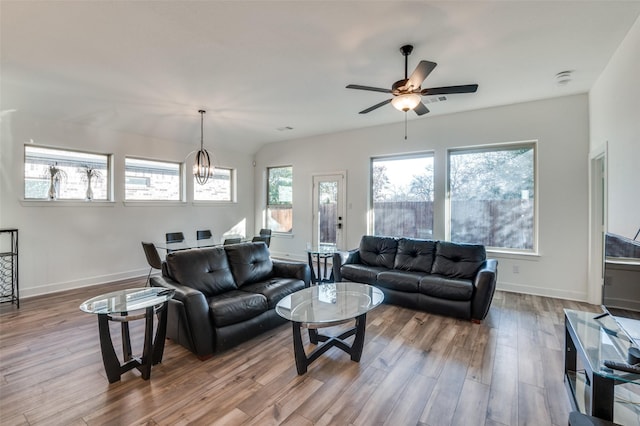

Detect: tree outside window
267,166,293,233
448,144,535,250
371,154,434,238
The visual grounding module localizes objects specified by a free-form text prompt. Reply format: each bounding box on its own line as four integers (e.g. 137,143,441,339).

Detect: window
125,158,181,201
194,167,234,201
267,166,293,233
448,143,536,251
371,154,434,238
24,146,110,201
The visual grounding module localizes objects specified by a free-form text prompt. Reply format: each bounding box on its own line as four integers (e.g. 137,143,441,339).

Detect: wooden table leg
292,322,308,375
139,306,154,380
120,312,132,362
151,302,169,365
97,314,123,384
350,313,367,362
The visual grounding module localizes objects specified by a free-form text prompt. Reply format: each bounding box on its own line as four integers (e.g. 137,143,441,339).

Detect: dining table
154,237,249,252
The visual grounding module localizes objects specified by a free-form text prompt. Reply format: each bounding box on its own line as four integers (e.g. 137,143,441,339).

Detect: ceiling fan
346,44,478,116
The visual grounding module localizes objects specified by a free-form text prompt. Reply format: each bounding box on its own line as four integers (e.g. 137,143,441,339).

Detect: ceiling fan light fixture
391,93,421,112
194,109,213,185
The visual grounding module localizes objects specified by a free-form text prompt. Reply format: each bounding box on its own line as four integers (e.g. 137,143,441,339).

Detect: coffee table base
291,313,367,375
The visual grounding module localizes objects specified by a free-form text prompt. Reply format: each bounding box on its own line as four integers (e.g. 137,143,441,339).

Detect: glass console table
564,309,640,422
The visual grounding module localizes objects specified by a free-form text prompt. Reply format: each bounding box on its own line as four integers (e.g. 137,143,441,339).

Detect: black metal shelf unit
0,229,19,308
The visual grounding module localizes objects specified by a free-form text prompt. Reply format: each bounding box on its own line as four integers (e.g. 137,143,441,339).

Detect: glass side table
307,245,336,285
564,309,640,422
80,287,174,383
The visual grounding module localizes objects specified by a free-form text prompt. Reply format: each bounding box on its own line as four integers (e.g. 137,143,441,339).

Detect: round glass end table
80,287,174,383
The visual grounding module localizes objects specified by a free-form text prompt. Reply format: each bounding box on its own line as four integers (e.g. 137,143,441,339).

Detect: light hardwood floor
0,278,598,425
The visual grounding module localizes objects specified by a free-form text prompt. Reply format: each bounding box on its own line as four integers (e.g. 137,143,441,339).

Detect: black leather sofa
151,241,310,359
333,236,498,322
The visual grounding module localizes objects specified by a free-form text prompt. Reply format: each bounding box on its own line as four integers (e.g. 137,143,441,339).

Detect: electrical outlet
513,265,520,274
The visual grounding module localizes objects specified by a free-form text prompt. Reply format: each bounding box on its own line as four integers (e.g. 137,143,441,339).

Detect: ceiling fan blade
421,84,478,96
413,102,430,116
359,99,392,114
407,61,437,89
346,84,392,94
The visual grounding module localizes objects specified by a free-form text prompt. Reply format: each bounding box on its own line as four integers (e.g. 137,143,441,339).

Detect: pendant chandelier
193,109,213,185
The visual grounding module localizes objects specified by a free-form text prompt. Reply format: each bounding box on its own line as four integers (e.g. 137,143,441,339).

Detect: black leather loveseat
151,241,310,359
333,236,498,322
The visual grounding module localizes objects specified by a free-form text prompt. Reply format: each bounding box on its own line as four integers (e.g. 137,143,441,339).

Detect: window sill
123,201,186,207
192,201,236,206
487,249,540,260
272,232,294,239
20,199,116,207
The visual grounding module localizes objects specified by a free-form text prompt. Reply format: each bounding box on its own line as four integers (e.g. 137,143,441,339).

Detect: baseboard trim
497,280,588,303
20,268,154,299
18,265,589,305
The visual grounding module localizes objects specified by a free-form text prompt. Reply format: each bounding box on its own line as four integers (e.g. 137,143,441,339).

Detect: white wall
255,94,591,301
589,15,640,238
0,113,255,297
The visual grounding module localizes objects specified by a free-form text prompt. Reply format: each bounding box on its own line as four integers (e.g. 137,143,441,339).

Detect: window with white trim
370,153,434,238
194,167,235,201
266,166,293,233
448,143,536,251
24,146,110,201
125,157,181,201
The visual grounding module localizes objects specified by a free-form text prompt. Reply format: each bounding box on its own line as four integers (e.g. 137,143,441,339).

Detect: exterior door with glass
312,173,345,249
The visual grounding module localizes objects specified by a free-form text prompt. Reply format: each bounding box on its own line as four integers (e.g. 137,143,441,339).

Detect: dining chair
258,228,272,247
196,229,212,240
166,232,185,243
141,242,162,287
223,238,242,245
165,232,185,253
252,236,269,245
259,228,272,237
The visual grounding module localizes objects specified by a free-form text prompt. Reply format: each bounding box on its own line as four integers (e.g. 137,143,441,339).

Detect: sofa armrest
471,259,498,322
332,249,360,282
150,275,215,357
272,259,311,287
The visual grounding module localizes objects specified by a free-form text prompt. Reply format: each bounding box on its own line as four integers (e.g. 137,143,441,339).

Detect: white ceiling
2,1,639,154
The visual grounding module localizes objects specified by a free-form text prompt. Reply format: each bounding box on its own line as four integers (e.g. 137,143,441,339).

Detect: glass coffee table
275,282,384,374
80,287,174,383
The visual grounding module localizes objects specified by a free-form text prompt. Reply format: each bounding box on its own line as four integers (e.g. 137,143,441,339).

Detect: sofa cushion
242,278,306,308
431,241,486,279
208,290,268,327
419,275,474,301
377,270,422,293
165,247,237,297
341,264,386,285
225,242,273,287
359,236,398,269
394,238,437,273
